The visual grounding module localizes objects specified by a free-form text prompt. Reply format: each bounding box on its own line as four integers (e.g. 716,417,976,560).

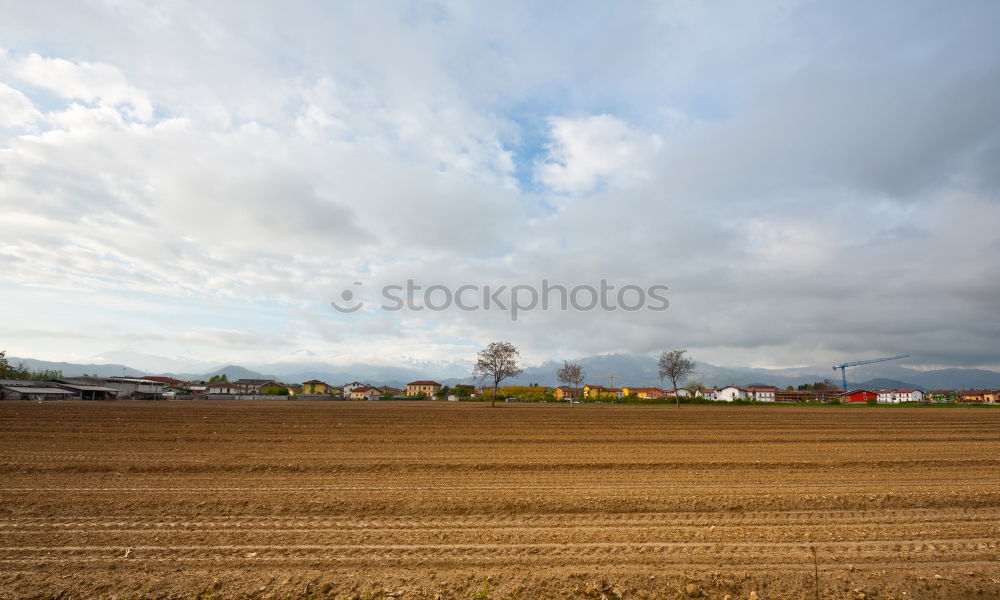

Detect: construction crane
832,354,910,392
590,375,624,389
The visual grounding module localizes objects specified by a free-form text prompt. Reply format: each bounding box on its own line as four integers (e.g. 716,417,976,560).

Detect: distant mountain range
8,352,1000,391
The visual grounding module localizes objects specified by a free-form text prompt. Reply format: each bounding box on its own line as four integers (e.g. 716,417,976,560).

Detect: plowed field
1,401,998,599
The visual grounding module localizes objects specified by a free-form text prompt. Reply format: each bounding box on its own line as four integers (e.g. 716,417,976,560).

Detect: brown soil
0,400,998,599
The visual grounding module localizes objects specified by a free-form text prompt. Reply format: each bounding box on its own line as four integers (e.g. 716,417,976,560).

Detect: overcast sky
2,1,999,371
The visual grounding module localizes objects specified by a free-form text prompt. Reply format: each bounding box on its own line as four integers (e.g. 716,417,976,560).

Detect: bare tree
473,341,525,407
556,361,586,406
659,350,695,407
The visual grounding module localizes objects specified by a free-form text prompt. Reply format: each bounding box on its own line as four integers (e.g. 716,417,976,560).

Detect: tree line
0,350,64,381
473,342,696,407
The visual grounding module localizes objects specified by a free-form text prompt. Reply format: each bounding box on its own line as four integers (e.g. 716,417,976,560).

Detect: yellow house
621,387,665,399
959,389,999,404
583,385,622,399
554,387,583,400
302,379,331,395
349,385,382,400
406,380,442,396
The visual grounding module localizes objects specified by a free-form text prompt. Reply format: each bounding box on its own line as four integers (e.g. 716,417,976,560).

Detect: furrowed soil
0,401,998,599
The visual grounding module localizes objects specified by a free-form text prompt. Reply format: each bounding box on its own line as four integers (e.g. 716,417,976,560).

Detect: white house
717,386,746,402
701,388,719,401
342,381,368,395
878,389,924,403
745,386,777,402
207,381,247,395
234,378,275,393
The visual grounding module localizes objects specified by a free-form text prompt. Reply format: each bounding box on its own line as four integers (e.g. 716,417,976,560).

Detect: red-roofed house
583,385,623,399
745,386,777,402
622,387,665,399
349,385,383,400
553,386,584,400
302,380,332,395
957,390,998,404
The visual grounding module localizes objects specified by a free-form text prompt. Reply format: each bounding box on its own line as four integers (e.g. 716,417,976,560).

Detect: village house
301,380,332,395
716,386,746,402
553,386,583,401
406,380,442,396
260,382,291,395
234,379,276,394
349,385,382,400
956,389,998,404
700,388,719,401
582,385,622,400
897,389,924,403
957,390,984,403
842,390,878,403
876,389,925,403
621,386,664,399
206,381,249,395
341,381,368,396
926,390,957,403
745,386,778,402
685,386,704,397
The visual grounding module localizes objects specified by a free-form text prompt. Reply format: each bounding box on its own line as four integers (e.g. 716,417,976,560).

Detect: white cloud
1,2,999,370
0,82,41,128
535,114,662,193
5,52,153,121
